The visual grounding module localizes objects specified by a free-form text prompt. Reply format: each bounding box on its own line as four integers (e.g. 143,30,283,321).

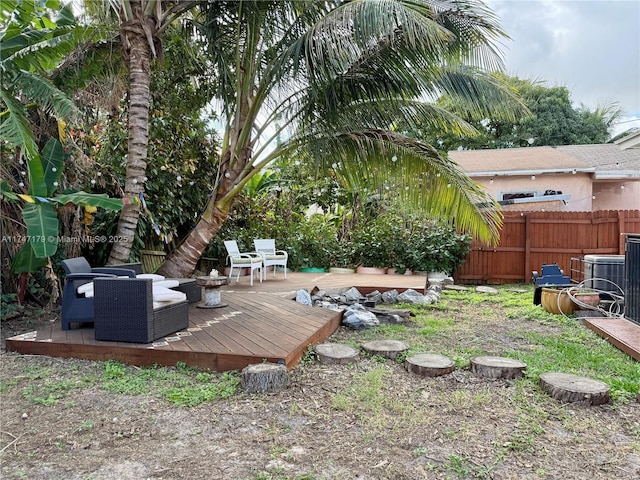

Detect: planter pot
224,266,249,277
329,267,356,274
570,291,601,309
356,266,387,275
541,288,599,315
300,267,326,273
386,268,411,275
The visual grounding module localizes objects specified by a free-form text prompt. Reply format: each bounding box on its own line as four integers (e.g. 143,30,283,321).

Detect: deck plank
582,317,640,361
5,292,342,371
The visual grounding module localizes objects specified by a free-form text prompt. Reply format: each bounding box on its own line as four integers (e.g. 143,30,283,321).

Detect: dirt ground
1,292,639,480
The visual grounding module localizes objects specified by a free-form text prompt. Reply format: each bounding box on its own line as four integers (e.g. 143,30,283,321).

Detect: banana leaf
10,241,47,274
40,137,65,195
22,202,59,258
52,191,123,210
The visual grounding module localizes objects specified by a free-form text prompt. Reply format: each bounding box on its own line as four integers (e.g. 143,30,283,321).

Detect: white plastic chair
254,239,288,280
224,240,263,286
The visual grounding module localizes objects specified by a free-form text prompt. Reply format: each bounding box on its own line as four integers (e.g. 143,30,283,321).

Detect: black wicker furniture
61,257,137,330
93,278,189,343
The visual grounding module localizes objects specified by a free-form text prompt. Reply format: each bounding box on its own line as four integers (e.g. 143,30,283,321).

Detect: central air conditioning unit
625,235,640,326
582,254,626,295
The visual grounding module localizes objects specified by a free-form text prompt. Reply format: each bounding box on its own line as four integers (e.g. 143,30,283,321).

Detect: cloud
486,0,640,127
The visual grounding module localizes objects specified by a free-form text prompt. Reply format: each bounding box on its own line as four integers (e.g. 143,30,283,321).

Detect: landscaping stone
380,289,399,304
296,289,313,306
342,304,379,329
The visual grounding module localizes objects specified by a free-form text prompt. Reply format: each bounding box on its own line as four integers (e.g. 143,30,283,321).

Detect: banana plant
1,137,123,273
1,1,122,273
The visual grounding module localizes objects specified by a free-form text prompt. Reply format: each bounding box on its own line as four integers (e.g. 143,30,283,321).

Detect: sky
485,0,640,138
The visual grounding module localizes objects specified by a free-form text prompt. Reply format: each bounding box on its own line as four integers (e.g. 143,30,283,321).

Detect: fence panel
455,210,640,285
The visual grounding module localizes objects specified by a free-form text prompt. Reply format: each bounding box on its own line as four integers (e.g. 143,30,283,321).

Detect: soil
1,293,640,480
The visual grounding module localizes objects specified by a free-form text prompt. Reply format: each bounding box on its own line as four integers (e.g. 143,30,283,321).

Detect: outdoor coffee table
196,276,229,309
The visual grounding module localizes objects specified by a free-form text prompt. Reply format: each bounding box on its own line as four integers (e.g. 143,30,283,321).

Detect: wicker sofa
113,262,201,303
93,278,189,343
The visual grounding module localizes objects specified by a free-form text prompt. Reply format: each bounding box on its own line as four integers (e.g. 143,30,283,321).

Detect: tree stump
475,286,499,294
539,372,610,405
241,363,290,394
314,343,359,365
444,284,469,291
470,356,527,379
360,340,409,359
405,353,455,377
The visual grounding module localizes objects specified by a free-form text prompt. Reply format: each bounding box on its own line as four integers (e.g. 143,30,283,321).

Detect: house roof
448,144,640,179
614,129,640,150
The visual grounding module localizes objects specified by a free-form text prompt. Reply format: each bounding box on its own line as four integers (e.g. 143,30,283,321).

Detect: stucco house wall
448,142,640,212
482,173,593,211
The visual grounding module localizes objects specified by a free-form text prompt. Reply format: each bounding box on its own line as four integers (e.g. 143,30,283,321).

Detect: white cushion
152,299,184,309
137,273,165,281
77,282,94,296
152,279,180,289
152,285,187,303
77,276,131,298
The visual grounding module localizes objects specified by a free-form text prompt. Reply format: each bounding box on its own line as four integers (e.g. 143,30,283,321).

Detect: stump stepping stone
470,356,527,379
444,284,469,291
314,343,359,365
475,286,499,294
405,353,455,377
241,363,290,394
539,372,610,406
361,340,409,359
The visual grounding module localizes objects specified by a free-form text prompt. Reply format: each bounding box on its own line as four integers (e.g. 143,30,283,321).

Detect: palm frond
299,129,502,245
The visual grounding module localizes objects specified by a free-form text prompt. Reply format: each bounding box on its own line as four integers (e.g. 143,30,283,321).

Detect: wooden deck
5,292,341,372
5,272,427,371
582,316,640,361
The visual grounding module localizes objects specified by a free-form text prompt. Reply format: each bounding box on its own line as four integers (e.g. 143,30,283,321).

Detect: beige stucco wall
471,173,594,211
592,181,640,211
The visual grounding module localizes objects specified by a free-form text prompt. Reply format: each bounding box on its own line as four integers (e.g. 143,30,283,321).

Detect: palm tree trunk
108,18,151,265
157,203,228,278
158,147,248,278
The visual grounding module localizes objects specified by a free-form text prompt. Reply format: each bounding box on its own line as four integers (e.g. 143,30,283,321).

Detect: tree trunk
157,207,225,278
157,145,253,278
108,13,152,265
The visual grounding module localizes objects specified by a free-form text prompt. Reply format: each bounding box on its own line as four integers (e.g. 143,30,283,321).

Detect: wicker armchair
61,257,137,330
93,278,189,343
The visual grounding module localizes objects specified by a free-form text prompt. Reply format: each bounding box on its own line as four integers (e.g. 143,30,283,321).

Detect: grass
2,284,639,479
101,360,240,406
3,284,638,409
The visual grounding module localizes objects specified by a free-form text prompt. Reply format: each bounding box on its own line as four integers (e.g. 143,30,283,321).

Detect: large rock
295,289,313,306
381,289,399,304
342,304,379,329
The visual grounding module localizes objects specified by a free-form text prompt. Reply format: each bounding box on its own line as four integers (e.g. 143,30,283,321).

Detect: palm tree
158,0,527,278
105,0,195,264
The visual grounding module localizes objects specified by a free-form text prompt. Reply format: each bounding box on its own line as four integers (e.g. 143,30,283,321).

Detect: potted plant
351,221,390,273
404,220,472,276
329,242,357,273
296,214,337,272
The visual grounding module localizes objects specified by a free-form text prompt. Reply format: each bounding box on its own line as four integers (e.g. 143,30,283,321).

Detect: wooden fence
455,210,640,285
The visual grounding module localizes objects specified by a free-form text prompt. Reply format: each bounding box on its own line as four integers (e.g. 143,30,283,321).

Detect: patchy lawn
1,286,639,480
